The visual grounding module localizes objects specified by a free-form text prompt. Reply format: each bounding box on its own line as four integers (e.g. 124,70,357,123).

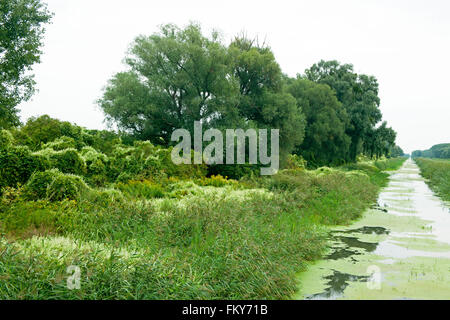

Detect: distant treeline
412,143,450,159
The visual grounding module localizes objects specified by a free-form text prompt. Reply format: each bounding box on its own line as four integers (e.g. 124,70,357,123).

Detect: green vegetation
98,23,400,169
412,143,450,159
0,149,405,298
0,0,52,128
0,2,409,300
415,158,450,201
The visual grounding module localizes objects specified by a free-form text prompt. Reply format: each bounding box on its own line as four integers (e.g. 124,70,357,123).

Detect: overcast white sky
18,0,450,153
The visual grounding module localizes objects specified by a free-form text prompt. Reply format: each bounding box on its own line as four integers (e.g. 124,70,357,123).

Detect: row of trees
1,0,402,169
412,143,450,159
99,23,401,167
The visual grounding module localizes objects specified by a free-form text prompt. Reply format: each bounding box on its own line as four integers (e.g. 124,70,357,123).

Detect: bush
42,136,77,151
285,154,307,169
87,189,125,206
81,147,108,174
195,175,238,188
35,148,87,175
0,130,14,150
116,180,165,199
22,169,62,200
47,174,89,201
115,172,133,184
0,146,49,192
158,147,207,179
207,163,259,180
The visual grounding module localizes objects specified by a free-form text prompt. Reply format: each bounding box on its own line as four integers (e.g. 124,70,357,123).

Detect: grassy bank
0,158,405,299
414,158,450,201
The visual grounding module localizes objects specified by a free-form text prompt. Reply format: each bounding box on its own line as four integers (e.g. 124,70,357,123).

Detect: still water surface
295,159,450,299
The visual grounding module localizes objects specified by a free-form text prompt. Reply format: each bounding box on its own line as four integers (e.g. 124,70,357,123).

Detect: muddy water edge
294,158,450,299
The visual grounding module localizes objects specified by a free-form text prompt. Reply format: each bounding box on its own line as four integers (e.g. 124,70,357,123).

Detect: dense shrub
22,169,62,200
80,147,109,185
47,174,89,201
0,130,14,150
0,145,49,192
42,136,77,151
285,154,307,169
412,143,450,159
116,180,165,199
208,164,255,180
84,189,125,207
35,148,86,175
107,143,207,182
18,115,66,149
195,175,238,188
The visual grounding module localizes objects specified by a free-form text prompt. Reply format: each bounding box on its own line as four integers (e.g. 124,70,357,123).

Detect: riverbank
0,158,405,299
295,159,450,299
414,158,450,202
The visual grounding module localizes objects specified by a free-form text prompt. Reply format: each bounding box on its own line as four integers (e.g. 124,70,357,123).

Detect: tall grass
0,158,405,299
415,158,450,201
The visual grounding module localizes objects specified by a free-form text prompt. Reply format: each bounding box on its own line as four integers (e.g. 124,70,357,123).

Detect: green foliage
21,169,89,202
373,158,406,171
13,115,124,154
116,180,165,199
99,23,238,144
304,60,396,160
415,158,450,201
0,20,408,300
412,143,450,159
287,78,350,167
16,115,79,150
22,169,61,200
35,148,86,175
42,136,77,151
389,144,405,158
84,188,125,207
285,154,307,169
99,24,305,162
46,174,88,201
0,0,52,128
80,146,108,185
0,129,14,150
0,147,397,299
195,175,237,188
0,145,48,191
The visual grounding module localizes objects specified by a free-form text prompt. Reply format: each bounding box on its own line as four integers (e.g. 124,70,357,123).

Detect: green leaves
305,60,393,161
100,23,239,144
0,0,52,128
287,78,350,167
99,24,306,165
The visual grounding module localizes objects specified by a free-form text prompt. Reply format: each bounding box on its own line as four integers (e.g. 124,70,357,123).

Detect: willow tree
305,60,383,160
0,0,52,128
99,24,305,165
99,23,239,144
287,78,350,167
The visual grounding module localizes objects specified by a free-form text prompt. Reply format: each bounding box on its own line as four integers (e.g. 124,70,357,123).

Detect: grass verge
0,158,405,299
414,158,450,201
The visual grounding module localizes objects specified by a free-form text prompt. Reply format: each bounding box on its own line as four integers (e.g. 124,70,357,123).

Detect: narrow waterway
294,158,450,299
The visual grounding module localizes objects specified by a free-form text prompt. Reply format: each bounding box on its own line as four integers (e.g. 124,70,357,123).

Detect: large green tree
0,0,52,128
363,121,397,158
100,24,305,161
99,23,239,144
287,78,350,167
229,37,305,159
305,60,383,160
